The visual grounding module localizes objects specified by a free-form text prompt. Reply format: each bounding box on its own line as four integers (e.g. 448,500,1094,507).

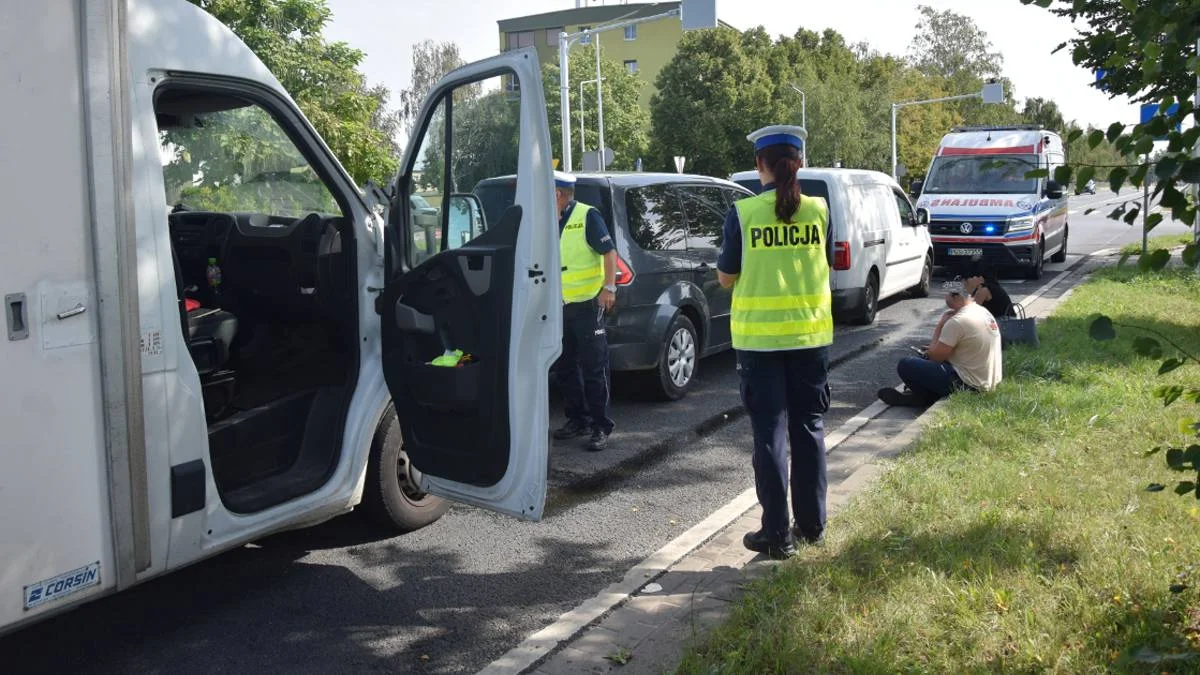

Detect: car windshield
473,179,613,228
733,178,763,194
923,155,1040,194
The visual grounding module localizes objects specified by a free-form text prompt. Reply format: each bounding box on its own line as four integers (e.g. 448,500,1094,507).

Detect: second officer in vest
552,171,617,451
718,125,833,559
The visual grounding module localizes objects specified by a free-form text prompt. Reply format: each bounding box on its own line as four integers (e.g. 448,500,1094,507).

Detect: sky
323,0,1141,134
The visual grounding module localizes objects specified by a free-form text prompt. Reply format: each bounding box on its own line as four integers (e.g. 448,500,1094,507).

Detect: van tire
852,271,879,325
1050,227,1068,263
1024,239,1045,280
651,313,699,401
910,254,932,298
362,404,450,533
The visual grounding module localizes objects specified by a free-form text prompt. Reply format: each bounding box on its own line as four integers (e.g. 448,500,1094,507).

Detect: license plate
947,248,982,256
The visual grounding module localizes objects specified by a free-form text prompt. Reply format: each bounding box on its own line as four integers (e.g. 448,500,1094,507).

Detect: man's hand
599,289,616,313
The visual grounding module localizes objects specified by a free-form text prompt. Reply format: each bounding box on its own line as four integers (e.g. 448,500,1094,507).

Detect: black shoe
742,530,797,560
586,428,609,452
792,527,825,547
553,420,589,440
877,387,927,408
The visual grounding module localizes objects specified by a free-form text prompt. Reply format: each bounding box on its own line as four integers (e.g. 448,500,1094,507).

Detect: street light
787,83,807,167
890,82,1004,180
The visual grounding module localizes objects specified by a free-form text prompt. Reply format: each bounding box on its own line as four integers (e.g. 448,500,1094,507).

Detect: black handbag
997,303,1038,348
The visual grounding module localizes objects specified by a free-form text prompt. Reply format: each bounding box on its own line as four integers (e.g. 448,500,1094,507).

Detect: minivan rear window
472,179,613,229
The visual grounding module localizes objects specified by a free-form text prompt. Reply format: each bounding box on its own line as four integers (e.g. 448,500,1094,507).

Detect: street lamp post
578,78,603,161
890,82,1004,180
787,83,807,166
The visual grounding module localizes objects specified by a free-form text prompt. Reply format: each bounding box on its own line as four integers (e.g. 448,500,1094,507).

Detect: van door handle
6,293,28,341
57,303,87,320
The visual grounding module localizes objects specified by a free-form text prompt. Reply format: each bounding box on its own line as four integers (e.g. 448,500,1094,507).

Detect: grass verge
676,265,1200,674
1120,233,1194,256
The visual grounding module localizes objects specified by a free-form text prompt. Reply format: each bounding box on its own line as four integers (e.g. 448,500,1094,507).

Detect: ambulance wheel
362,404,449,533
853,271,879,325
652,313,698,401
910,254,932,298
1050,227,1068,263
1025,239,1045,280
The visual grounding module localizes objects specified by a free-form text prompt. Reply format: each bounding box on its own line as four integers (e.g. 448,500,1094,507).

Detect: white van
909,125,1068,280
728,169,933,324
1,0,558,635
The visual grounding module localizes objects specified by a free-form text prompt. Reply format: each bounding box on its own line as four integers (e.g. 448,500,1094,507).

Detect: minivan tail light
615,255,635,286
833,242,851,271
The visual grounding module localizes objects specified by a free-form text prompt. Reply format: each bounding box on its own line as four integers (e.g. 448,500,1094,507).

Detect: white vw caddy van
0,0,560,635
728,168,933,324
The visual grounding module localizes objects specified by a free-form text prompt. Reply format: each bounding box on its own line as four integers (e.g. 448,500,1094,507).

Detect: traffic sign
673,156,686,173
681,0,717,30
1141,102,1181,140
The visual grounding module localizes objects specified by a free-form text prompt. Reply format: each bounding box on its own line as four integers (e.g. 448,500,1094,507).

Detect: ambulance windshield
923,155,1040,195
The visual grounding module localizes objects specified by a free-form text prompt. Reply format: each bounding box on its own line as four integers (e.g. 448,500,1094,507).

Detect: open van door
380,49,560,521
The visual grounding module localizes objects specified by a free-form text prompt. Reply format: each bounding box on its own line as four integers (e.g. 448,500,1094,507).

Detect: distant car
474,172,755,400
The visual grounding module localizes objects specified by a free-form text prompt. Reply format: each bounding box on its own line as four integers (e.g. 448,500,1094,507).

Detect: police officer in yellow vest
552,171,618,451
717,126,833,559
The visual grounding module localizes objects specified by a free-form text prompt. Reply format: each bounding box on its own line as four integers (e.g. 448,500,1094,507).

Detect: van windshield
473,180,613,228
923,155,1040,194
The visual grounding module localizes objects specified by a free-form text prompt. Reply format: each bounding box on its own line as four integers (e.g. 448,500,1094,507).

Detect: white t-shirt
939,302,1002,391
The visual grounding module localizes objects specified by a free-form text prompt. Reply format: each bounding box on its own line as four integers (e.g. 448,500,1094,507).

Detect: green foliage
542,43,651,171
189,0,397,186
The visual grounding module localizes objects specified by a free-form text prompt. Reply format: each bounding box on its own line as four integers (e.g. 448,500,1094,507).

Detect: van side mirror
447,193,487,247
914,207,931,226
909,179,924,199
1045,180,1064,200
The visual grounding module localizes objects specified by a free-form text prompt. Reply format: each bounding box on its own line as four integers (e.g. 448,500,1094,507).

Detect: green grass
1120,233,1194,256
676,267,1200,674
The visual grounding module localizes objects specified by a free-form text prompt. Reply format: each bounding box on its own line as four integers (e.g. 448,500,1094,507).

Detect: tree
541,43,651,171
188,0,398,186
649,28,785,176
1022,97,1065,133
906,5,1020,127
397,40,473,135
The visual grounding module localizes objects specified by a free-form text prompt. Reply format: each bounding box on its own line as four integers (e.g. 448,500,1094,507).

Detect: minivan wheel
853,271,879,325
362,405,450,533
910,254,932,298
652,313,698,401
1025,239,1045,280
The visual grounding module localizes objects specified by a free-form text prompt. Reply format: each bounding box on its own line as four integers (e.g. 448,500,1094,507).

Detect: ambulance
910,125,1069,279
1,0,560,634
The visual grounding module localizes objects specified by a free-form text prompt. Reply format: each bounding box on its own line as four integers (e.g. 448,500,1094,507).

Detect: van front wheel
910,254,932,298
362,405,450,533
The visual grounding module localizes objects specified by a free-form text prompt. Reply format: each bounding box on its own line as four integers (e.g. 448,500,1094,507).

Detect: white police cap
747,125,807,152
553,171,577,188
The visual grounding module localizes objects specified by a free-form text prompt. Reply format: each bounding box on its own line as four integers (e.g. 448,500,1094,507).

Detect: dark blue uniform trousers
737,346,830,543
555,297,615,434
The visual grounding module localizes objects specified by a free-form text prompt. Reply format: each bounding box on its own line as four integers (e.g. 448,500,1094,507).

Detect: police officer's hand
599,289,616,313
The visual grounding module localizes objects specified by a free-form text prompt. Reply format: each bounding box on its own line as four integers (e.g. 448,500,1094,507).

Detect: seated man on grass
879,280,1003,407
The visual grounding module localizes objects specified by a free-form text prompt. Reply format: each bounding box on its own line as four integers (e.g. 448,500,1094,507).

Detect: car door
678,184,736,351
381,49,558,521
888,187,925,290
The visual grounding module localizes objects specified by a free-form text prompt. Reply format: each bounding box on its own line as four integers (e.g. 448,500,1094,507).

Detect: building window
579,26,591,44
505,74,520,92
546,28,562,47
506,31,535,51
624,25,637,41
624,60,639,74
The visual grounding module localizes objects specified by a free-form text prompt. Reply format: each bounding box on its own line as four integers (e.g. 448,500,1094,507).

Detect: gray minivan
474,172,754,400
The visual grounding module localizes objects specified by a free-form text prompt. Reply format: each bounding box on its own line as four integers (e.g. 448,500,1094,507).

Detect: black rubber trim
863,239,885,247
886,253,924,267
170,460,206,518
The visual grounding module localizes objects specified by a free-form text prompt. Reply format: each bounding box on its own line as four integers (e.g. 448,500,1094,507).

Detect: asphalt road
1,193,1192,674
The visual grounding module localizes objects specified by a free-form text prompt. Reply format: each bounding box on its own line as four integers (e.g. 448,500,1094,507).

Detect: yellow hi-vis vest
560,202,604,303
731,190,833,351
